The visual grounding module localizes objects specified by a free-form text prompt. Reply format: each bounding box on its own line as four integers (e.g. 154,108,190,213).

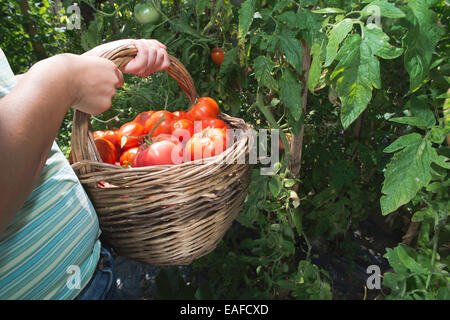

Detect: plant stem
426,229,440,290
255,89,291,169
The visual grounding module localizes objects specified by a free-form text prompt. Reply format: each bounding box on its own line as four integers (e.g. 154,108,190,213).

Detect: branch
289,40,311,186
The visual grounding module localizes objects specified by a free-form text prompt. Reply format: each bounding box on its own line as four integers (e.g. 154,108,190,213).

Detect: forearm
0,54,75,231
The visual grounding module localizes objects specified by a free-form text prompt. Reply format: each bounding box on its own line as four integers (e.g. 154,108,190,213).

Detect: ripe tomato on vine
211,47,225,65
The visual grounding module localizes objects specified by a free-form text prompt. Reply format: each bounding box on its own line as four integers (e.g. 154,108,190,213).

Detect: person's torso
0,48,101,299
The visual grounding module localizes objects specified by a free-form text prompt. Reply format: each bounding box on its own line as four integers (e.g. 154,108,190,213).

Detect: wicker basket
70,42,253,266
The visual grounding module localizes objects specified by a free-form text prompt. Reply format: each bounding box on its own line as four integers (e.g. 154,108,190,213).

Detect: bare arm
0,39,169,233
0,53,123,232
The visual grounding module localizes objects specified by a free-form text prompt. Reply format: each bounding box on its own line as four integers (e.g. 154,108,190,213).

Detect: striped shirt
0,48,101,299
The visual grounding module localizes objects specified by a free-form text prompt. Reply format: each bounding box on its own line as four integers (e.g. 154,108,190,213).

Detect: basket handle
70,42,199,167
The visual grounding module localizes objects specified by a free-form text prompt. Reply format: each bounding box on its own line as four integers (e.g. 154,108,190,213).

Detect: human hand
120,39,171,77
70,54,124,115
83,39,170,77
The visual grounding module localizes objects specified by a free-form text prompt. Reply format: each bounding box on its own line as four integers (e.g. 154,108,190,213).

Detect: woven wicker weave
70,42,253,266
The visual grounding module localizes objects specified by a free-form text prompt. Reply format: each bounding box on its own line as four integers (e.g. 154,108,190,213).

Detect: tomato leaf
384,244,426,274
324,18,354,67
331,34,380,129
389,116,428,129
308,42,324,93
402,0,444,92
381,134,436,215
278,35,303,73
269,175,283,198
253,56,278,91
238,0,255,41
280,69,303,121
363,24,403,60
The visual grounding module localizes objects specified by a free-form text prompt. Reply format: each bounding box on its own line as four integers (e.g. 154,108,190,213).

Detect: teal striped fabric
0,49,101,299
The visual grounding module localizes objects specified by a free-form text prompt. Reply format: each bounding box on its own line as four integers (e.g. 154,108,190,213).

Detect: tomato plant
36,0,449,301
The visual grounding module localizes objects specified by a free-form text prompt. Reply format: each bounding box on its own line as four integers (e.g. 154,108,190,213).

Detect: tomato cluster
93,97,232,167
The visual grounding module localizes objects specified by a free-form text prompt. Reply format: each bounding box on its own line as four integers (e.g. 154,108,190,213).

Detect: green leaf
430,126,446,144
253,56,278,91
195,0,208,15
402,0,445,92
272,0,291,13
324,18,354,67
297,9,324,45
269,176,283,198
363,24,403,60
383,133,422,153
308,43,323,93
290,207,303,236
389,116,428,129
278,35,303,73
381,135,435,215
385,244,426,274
238,0,255,40
277,11,303,29
360,0,406,19
331,34,380,129
219,47,238,76
280,69,303,121
408,96,436,128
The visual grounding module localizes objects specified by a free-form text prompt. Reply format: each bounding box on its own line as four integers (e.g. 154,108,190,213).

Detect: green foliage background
1,0,449,300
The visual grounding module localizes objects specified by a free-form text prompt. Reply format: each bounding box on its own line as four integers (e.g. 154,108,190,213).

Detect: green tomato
134,3,161,25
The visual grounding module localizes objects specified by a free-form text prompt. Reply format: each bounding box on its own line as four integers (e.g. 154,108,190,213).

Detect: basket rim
72,113,254,174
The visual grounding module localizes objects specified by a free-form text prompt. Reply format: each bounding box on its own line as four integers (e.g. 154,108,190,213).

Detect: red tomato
133,111,155,126
133,134,184,166
170,118,194,144
93,130,105,140
172,111,188,119
120,147,139,167
101,130,121,160
211,47,225,65
95,138,117,165
101,130,120,147
196,118,230,133
185,128,231,161
187,98,220,121
118,122,145,149
144,111,174,137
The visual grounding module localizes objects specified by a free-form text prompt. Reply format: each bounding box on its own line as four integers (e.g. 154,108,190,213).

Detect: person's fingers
159,48,171,71
122,40,148,75
145,48,158,77
120,39,169,76
153,48,166,73
150,39,167,50
115,68,124,88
